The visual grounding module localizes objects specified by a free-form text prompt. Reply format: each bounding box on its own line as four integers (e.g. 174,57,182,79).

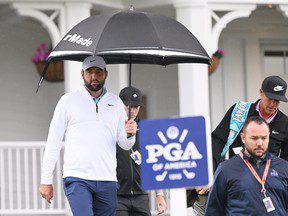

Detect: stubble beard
245,146,267,159
84,78,105,92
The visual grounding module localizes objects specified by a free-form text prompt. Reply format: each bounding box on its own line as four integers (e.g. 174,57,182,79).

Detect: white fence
0,142,68,215
0,142,170,215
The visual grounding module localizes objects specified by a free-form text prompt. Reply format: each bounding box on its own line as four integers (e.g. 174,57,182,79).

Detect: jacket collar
241,150,271,163
79,85,107,101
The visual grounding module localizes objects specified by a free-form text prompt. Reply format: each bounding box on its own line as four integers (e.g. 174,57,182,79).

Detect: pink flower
213,49,225,59
216,49,225,56
31,42,51,63
40,43,46,50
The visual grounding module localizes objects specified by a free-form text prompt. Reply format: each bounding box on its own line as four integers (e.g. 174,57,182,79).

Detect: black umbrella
37,9,210,117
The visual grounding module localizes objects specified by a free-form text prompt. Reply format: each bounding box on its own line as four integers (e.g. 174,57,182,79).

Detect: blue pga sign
139,116,213,190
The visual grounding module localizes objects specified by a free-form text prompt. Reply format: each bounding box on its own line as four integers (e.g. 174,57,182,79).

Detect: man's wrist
41,178,53,185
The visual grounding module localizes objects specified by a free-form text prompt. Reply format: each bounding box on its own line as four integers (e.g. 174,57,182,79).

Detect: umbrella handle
36,60,51,93
128,55,132,119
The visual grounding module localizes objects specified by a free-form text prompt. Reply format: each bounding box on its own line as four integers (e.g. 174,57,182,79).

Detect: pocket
99,181,118,191
63,177,76,196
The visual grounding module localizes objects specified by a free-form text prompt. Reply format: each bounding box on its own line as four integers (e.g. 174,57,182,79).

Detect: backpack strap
221,100,252,158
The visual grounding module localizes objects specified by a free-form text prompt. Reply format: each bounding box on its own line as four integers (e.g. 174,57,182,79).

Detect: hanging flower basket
32,42,64,82
35,61,64,82
208,49,225,74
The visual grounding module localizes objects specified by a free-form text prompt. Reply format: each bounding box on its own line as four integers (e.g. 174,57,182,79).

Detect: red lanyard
239,151,271,192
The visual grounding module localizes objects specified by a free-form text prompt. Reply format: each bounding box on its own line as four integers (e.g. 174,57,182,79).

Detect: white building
0,0,288,215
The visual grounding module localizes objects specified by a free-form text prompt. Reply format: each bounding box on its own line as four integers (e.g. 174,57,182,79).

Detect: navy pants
63,177,118,216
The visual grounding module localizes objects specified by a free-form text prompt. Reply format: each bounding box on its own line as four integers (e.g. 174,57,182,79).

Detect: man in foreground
205,116,288,215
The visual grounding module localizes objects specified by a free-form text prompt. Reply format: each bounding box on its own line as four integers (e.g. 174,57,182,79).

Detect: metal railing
0,142,170,215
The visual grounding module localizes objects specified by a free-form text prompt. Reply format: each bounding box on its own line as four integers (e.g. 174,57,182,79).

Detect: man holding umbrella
39,56,138,216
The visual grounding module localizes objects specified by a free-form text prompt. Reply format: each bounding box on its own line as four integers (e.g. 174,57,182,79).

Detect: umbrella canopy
37,9,210,116
48,10,210,65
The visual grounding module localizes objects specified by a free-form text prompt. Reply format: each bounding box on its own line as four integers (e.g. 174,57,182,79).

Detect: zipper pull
95,103,99,120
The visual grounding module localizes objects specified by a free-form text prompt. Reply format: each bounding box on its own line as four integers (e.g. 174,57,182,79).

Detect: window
262,46,288,76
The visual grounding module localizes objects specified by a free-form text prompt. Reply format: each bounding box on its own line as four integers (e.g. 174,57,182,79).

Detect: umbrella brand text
63,34,93,47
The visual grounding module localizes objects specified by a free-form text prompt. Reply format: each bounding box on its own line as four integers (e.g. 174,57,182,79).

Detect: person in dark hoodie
205,116,288,215
116,86,167,216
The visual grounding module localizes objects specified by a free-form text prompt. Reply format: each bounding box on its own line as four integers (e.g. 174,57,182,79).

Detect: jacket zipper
255,160,262,180
96,103,99,113
95,101,100,120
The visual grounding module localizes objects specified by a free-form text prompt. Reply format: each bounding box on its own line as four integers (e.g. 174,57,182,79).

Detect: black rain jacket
212,99,288,171
116,118,147,195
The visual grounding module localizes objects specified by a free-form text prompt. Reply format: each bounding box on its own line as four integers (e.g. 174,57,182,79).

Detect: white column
244,38,262,102
175,0,211,117
64,3,92,93
171,1,212,216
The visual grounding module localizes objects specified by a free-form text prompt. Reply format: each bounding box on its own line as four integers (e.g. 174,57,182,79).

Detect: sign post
139,116,213,215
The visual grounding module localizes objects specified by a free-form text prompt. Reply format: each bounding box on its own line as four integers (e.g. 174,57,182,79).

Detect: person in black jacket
206,116,288,215
189,75,288,215
116,86,167,216
212,75,288,170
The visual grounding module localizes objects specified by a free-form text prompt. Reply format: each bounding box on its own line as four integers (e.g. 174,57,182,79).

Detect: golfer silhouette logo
146,126,203,182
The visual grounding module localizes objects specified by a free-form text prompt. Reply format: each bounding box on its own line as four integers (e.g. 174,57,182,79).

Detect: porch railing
0,142,170,215
0,142,68,215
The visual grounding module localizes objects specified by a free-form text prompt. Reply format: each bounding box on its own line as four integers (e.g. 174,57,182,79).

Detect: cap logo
133,93,137,98
273,85,284,92
90,60,95,63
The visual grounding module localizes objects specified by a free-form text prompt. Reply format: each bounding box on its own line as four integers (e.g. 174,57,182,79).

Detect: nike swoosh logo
90,60,95,63
108,104,114,106
273,85,284,91
272,130,279,134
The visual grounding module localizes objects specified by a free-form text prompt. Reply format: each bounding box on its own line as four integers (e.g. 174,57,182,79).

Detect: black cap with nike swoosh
119,86,144,107
261,75,288,102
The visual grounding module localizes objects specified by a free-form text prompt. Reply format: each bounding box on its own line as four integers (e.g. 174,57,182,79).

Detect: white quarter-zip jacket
41,87,135,184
